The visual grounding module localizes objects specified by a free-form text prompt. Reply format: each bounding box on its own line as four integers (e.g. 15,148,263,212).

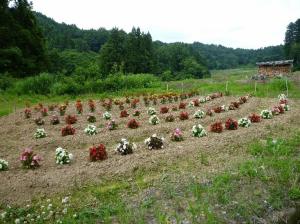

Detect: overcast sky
32,0,300,49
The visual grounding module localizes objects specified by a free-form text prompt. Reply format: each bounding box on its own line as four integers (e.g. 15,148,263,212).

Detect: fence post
166,83,169,92
181,82,183,93
286,78,289,97
225,81,228,92
254,81,257,94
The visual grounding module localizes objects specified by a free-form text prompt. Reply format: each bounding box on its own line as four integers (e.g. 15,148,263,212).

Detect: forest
0,0,299,95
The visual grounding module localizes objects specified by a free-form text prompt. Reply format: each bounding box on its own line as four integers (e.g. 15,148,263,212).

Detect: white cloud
32,0,300,49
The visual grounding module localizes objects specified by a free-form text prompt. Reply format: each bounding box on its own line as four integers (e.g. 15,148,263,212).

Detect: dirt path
0,96,299,205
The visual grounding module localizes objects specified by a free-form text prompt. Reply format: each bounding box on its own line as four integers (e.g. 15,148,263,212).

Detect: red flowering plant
210,121,223,133
275,105,284,114
88,99,96,112
160,106,169,114
193,99,200,107
120,110,129,118
179,102,186,109
225,118,238,130
75,100,83,114
24,108,31,119
248,113,261,123
171,128,184,141
131,99,139,108
271,106,281,115
127,119,140,129
40,107,48,117
65,115,77,124
133,110,141,116
279,99,288,105
61,125,76,136
239,96,247,104
20,148,42,169
230,101,240,109
213,106,222,113
89,144,108,161
179,111,189,120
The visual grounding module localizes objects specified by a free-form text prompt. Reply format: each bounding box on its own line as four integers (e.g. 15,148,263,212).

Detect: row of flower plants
0,94,290,171
23,92,223,120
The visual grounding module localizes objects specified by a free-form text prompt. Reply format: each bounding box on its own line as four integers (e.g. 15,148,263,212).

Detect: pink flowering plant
20,148,42,169
171,128,184,141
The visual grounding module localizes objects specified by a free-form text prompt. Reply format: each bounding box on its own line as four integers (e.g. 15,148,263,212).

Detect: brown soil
0,96,299,205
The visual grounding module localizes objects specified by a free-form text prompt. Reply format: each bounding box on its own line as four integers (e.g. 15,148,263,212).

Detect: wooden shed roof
256,60,293,66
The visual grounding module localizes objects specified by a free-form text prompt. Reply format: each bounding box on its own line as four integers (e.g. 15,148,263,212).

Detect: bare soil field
0,95,299,205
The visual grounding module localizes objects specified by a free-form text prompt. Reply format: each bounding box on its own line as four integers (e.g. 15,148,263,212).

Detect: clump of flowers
206,109,214,116
50,115,60,125
149,115,160,125
34,128,47,139
89,144,107,161
107,120,118,130
59,104,67,116
144,134,164,150
179,111,189,120
192,124,207,137
34,117,45,125
283,104,290,111
20,148,42,169
272,105,284,115
278,93,288,105
87,114,96,123
239,96,247,104
127,119,139,129
160,106,169,114
248,113,261,123
120,110,129,118
199,97,206,103
188,101,195,108
225,118,238,130
88,99,96,112
103,111,112,120
210,121,223,133
147,107,157,115
194,110,205,119
40,107,48,117
61,125,75,136
115,138,137,155
192,99,200,107
0,159,9,171
84,125,98,136
260,109,273,119
179,102,186,109
75,100,83,114
171,128,184,141
230,101,240,110
55,147,73,164
221,105,229,112
213,106,222,113
65,115,77,124
131,98,139,108
133,110,140,116
238,118,251,127
165,114,175,122
24,108,31,118
205,96,212,101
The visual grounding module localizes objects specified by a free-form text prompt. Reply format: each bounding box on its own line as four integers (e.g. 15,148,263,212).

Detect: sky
32,0,300,49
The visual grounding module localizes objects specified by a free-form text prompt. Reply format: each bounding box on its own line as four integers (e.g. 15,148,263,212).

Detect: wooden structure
256,60,293,77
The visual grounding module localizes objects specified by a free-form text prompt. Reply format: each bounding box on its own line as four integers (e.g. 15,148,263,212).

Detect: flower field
0,91,298,208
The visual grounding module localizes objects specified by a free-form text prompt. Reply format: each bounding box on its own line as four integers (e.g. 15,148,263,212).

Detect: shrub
88,99,96,112
50,115,60,125
87,114,96,123
260,110,273,119
0,159,9,171
149,115,160,125
248,113,261,123
165,114,175,122
127,119,139,129
194,110,205,119
225,118,238,130
55,147,73,164
210,121,223,133
238,118,251,127
34,128,47,139
61,125,75,136
179,102,186,109
179,111,189,120
160,106,169,114
133,110,140,116
120,110,129,118
34,117,45,125
84,125,98,136
40,107,48,117
115,138,136,155
102,111,111,120
24,108,31,119
20,148,42,169
65,115,77,124
192,124,207,137
107,120,118,130
89,144,108,161
147,107,156,115
171,128,184,141
144,134,164,150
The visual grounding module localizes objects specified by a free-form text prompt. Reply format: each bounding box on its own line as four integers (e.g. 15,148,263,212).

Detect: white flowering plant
282,104,290,111
194,110,205,119
205,96,211,101
199,97,206,103
144,134,164,150
260,109,273,119
115,138,137,155
149,115,160,125
147,107,157,115
238,118,251,127
221,105,229,112
278,93,287,101
192,124,207,137
34,128,47,139
188,101,195,108
0,159,8,171
55,147,73,165
84,124,98,135
102,111,111,120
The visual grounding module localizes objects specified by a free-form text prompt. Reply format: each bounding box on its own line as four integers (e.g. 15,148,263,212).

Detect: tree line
285,18,300,70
